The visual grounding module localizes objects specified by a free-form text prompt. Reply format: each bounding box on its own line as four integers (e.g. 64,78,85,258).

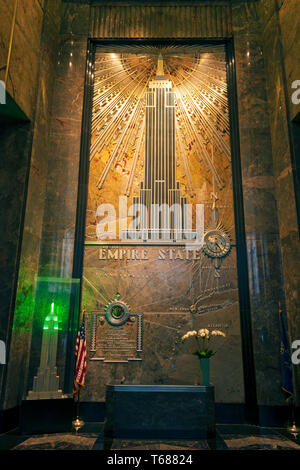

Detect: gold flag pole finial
156,54,165,77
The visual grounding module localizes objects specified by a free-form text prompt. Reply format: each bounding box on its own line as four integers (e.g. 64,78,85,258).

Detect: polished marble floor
0,423,300,450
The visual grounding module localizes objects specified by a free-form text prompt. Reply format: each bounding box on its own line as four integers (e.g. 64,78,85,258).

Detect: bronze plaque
89,311,143,363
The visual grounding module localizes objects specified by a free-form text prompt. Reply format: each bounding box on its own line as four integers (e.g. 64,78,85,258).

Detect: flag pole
72,389,85,433
72,309,86,433
77,389,81,418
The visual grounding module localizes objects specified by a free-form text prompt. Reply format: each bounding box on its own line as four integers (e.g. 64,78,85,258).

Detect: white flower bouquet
181,328,226,359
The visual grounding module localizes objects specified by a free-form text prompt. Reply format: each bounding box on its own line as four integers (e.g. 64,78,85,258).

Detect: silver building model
124,55,197,241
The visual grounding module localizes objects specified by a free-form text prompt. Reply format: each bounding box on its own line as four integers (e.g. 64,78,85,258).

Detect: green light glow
42,302,60,331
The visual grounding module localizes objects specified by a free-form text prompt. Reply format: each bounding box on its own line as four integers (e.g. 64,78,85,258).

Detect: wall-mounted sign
89,298,143,362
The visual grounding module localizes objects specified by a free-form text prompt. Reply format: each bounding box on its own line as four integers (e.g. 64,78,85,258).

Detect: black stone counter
104,385,215,439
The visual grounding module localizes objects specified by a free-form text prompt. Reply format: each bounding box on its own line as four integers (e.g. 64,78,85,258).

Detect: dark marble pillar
232,0,286,406
29,3,91,394
38,3,90,280
0,122,32,412
0,0,50,418
258,0,300,405
2,0,64,412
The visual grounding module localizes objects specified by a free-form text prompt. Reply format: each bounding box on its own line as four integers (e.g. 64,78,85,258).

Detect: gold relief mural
83,44,238,316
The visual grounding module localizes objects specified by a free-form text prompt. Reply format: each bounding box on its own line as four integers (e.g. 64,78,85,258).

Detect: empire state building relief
83,44,238,317
86,45,232,247
123,54,197,241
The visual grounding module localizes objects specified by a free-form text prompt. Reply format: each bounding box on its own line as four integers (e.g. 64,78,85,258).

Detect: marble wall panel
81,307,244,404
37,37,87,278
0,0,44,120
2,0,64,410
61,2,91,36
279,0,300,122
232,1,286,406
0,1,15,73
0,4,46,347
89,3,232,38
0,122,33,406
258,0,300,404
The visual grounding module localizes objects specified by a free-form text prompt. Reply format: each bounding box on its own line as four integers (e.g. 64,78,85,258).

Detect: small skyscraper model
123,54,197,241
27,302,65,399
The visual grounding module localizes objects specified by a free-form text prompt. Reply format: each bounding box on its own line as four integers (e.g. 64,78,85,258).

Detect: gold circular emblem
203,229,231,258
105,300,130,326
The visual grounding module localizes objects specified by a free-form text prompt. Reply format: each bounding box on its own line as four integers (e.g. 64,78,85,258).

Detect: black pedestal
105,385,216,439
20,398,74,434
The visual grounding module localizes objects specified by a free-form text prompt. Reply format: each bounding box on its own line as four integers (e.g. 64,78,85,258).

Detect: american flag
73,311,87,395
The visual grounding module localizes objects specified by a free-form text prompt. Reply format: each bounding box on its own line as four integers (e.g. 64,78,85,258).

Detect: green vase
200,358,210,385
